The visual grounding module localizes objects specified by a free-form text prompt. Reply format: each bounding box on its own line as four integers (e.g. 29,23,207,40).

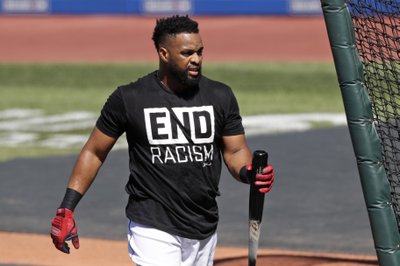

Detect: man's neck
157,70,185,93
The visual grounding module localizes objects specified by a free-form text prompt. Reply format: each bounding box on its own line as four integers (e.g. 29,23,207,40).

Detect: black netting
346,0,400,229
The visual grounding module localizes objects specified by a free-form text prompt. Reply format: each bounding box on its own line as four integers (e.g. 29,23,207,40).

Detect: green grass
204,63,343,114
0,63,157,113
0,62,343,161
0,146,79,162
0,62,343,114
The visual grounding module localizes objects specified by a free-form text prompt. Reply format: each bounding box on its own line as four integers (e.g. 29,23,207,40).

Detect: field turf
0,62,344,161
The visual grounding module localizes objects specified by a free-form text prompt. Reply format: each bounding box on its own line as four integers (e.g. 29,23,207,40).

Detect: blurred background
0,0,378,265
0,0,323,16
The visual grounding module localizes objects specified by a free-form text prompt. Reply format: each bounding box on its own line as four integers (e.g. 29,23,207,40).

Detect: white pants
127,220,217,266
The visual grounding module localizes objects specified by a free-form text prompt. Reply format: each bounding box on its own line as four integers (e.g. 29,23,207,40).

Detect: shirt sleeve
96,87,127,138
222,87,245,136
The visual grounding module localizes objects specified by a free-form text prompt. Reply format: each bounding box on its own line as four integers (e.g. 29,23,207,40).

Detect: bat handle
251,150,269,178
249,150,268,222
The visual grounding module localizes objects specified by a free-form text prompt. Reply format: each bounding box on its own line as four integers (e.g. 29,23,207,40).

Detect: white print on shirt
144,106,215,145
150,144,213,165
144,106,215,165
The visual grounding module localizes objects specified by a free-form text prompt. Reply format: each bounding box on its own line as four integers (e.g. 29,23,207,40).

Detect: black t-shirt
96,71,244,239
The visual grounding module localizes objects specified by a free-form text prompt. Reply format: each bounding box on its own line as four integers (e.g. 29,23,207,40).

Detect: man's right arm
50,127,118,254
67,127,117,195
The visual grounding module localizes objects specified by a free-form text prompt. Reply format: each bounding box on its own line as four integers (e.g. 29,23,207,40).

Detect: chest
124,89,224,145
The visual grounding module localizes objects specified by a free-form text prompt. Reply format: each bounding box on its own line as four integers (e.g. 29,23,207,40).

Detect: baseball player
50,15,274,266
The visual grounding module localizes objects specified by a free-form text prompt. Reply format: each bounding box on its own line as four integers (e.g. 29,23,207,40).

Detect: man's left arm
222,134,274,193
222,134,252,181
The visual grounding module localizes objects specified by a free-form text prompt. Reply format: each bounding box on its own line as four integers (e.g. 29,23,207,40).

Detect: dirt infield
0,232,377,266
0,15,332,63
0,15,378,266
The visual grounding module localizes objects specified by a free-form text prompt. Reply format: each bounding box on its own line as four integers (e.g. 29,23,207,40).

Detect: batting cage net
346,0,400,229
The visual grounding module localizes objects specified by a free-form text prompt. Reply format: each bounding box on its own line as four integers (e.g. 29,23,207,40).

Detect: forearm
222,135,252,181
60,127,116,209
67,148,105,195
59,148,104,210
226,148,252,181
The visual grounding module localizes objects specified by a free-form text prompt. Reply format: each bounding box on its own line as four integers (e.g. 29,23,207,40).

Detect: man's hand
254,164,274,193
241,164,275,193
50,208,80,254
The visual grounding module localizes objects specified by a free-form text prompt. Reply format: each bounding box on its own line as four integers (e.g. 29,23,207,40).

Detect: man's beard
170,63,201,88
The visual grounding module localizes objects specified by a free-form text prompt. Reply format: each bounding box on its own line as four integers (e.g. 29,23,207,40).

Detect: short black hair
152,15,199,50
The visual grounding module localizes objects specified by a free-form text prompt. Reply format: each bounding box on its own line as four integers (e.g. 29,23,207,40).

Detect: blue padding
193,0,288,15
0,0,324,15
51,0,138,14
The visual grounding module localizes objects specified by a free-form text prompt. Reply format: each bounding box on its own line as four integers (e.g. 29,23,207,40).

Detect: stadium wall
0,0,323,15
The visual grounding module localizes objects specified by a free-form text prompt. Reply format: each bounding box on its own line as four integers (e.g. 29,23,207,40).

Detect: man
50,15,274,266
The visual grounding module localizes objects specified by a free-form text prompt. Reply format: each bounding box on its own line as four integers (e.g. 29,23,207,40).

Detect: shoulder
104,71,156,108
119,71,158,94
200,75,230,89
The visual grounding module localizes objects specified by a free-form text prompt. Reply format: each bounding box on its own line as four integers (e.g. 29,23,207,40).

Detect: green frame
321,0,400,264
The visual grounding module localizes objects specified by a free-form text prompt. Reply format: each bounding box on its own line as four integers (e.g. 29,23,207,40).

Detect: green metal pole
321,0,400,265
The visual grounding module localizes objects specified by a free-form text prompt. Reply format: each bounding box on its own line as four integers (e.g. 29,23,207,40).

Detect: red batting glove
50,208,80,254
255,164,274,193
242,164,275,193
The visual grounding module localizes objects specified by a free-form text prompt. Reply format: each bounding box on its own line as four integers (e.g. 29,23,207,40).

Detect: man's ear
159,47,168,63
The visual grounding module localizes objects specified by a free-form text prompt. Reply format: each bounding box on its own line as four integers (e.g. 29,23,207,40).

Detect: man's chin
185,77,200,87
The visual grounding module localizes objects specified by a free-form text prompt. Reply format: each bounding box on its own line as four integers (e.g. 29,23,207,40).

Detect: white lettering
151,147,163,164
164,146,177,163
143,0,191,13
144,106,214,145
204,145,214,162
149,144,214,166
193,145,203,161
2,0,49,12
187,144,194,162
176,146,188,163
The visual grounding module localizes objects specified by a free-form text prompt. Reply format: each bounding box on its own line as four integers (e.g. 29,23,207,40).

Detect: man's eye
182,50,203,57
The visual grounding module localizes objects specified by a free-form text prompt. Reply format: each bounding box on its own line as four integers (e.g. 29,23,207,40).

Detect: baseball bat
248,150,268,266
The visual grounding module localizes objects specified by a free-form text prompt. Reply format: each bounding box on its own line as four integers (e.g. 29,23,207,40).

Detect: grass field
0,62,343,114
0,62,344,161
